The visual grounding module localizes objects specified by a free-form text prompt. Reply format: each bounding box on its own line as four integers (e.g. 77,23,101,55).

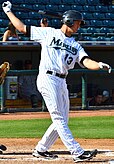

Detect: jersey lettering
50,37,77,55
65,54,73,65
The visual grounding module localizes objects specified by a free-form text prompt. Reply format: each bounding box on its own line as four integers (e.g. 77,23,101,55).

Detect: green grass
0,116,114,138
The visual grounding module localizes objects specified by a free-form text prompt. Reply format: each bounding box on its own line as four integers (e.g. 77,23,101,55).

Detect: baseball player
2,1,111,162
40,18,49,27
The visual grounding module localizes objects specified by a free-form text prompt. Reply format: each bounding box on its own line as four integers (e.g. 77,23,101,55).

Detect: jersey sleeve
76,44,89,68
29,26,51,43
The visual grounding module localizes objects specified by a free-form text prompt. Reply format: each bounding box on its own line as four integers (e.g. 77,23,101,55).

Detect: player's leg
34,74,84,157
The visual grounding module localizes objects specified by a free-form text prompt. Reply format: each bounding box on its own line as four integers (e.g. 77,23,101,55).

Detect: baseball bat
13,4,62,18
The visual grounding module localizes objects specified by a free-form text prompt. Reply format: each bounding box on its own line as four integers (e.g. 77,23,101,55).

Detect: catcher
0,62,10,85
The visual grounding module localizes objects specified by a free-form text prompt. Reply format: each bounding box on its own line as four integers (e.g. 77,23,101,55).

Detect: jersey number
65,54,73,65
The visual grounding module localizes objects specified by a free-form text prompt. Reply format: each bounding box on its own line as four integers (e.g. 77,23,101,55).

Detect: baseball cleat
73,149,98,163
32,149,58,159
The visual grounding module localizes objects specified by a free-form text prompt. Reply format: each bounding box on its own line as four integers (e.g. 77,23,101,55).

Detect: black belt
46,70,66,79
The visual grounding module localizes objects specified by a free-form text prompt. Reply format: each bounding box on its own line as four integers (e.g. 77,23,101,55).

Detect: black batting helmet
61,10,85,27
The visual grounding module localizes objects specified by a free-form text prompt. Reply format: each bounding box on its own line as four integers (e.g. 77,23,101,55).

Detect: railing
0,68,113,112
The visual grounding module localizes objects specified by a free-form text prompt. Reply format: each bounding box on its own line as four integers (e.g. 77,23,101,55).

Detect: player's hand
2,1,12,14
98,62,111,73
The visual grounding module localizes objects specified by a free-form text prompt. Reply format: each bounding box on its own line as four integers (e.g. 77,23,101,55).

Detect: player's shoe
32,149,58,159
73,149,98,163
0,145,7,154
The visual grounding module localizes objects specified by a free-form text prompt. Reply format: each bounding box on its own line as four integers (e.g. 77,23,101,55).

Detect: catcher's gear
0,62,10,85
61,10,85,27
98,62,111,73
2,1,12,13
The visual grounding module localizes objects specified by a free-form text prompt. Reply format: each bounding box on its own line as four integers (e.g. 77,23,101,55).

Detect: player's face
71,20,81,33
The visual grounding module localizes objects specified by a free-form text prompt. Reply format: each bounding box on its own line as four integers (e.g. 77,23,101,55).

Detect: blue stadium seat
110,36,114,41
0,19,9,27
77,0,88,5
45,5,58,11
105,13,114,20
15,11,29,19
108,5,114,12
87,0,100,5
28,12,40,19
90,20,103,27
83,12,93,20
20,4,31,9
92,13,105,20
24,19,38,26
12,0,25,4
32,4,46,10
0,27,6,33
103,20,114,27
71,5,84,11
96,36,107,41
62,0,75,4
49,0,62,4
83,36,95,41
83,5,96,12
58,5,71,12
95,5,109,12
51,19,61,28
87,27,97,33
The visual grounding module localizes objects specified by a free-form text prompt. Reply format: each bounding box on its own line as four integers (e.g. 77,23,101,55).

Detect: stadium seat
62,0,76,5
20,4,31,9
71,5,84,11
87,27,97,33
105,13,114,20
83,5,96,12
51,19,61,28
83,12,93,20
108,5,114,12
87,0,100,5
15,11,29,19
28,12,40,19
0,19,9,27
103,20,114,27
12,0,25,4
90,20,103,27
83,36,95,41
110,36,114,41
96,36,107,41
49,0,62,4
45,5,58,11
100,27,110,33
95,5,109,12
77,0,88,5
0,27,6,33
32,4,46,10
92,13,105,20
24,19,38,26
58,5,71,12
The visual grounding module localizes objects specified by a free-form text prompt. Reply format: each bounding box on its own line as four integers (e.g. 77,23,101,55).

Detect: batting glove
2,1,12,14
98,62,112,73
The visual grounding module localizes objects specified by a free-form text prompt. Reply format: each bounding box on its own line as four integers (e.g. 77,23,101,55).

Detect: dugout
0,41,114,111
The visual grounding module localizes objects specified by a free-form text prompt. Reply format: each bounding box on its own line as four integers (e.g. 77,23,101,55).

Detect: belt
46,70,66,79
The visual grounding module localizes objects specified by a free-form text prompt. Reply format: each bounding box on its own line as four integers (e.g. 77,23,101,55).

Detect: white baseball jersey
29,26,89,157
30,26,88,75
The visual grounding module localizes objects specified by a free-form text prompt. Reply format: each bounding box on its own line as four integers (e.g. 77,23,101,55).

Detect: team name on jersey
49,37,77,55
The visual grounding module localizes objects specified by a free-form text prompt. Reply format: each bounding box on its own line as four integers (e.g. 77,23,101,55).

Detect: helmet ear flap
61,17,74,26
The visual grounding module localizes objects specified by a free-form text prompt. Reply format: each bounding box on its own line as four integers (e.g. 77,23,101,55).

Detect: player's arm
2,30,9,41
83,57,111,73
2,1,27,34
